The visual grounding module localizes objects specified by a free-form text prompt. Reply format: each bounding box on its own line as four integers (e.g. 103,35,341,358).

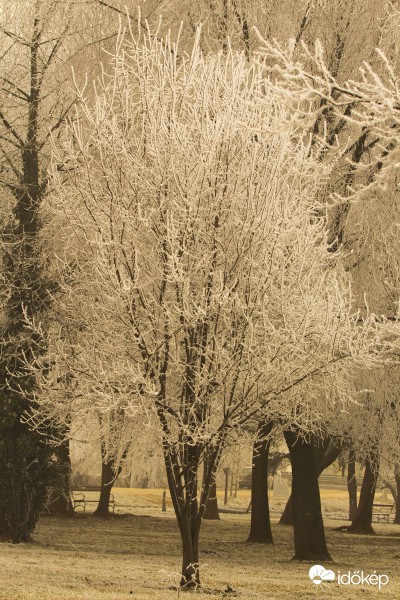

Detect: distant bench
71,486,116,513
372,503,394,523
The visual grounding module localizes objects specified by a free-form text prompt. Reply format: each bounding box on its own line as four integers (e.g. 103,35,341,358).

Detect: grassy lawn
0,488,398,599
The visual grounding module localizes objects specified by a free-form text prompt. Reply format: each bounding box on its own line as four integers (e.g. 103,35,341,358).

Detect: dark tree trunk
279,494,293,525
279,440,341,526
180,514,201,588
347,449,358,521
93,451,115,518
203,450,220,520
203,479,220,520
47,442,73,516
163,450,201,588
174,459,202,588
348,460,377,534
394,470,400,525
314,438,330,467
231,0,250,58
223,468,230,505
247,420,274,543
318,443,342,473
162,436,223,588
284,430,331,561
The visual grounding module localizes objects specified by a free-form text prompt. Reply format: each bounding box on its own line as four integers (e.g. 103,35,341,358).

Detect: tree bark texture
203,479,220,520
279,440,341,526
203,450,220,520
180,513,201,588
162,437,223,588
347,449,358,521
162,445,200,588
279,494,294,526
93,457,115,517
93,443,127,517
284,430,332,561
247,420,274,543
348,459,377,534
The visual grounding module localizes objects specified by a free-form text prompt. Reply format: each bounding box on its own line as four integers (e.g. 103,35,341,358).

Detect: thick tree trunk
314,438,330,467
180,515,201,588
93,455,115,517
318,443,342,474
279,495,293,525
348,460,377,534
163,438,224,588
162,444,203,588
203,450,220,520
347,449,358,521
247,420,273,543
93,436,128,518
203,479,220,520
394,470,400,525
279,440,341,526
284,430,331,561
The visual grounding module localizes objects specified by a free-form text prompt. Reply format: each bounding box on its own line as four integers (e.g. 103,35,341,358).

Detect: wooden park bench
372,503,394,523
71,486,116,513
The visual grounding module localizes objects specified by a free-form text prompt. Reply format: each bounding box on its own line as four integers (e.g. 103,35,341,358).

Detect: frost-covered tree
33,25,400,584
0,0,147,539
257,26,400,532
0,0,84,541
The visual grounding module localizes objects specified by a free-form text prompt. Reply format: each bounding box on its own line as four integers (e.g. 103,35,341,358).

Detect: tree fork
162,445,202,589
279,439,342,526
347,459,377,534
